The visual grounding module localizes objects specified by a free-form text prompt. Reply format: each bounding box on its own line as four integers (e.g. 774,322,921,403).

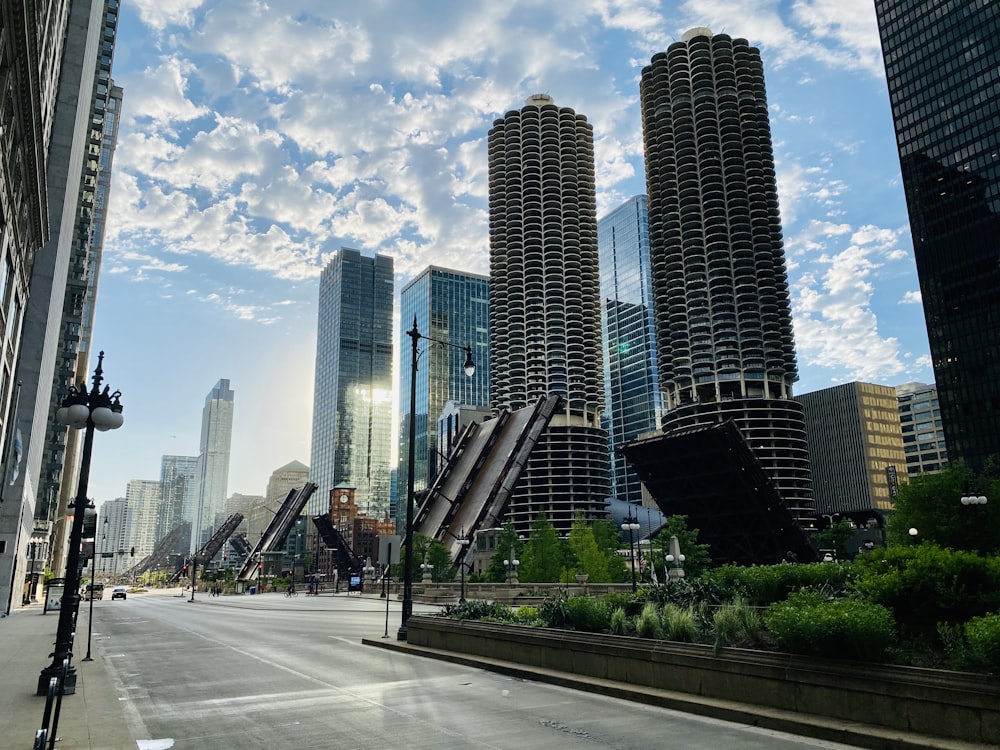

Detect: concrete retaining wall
406,615,1000,746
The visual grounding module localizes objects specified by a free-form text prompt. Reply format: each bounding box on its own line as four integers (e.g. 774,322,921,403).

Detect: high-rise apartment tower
875,2,1000,470
488,94,610,534
639,29,812,514
309,249,393,519
598,195,663,506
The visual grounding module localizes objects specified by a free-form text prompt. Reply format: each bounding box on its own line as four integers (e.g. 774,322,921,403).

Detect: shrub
602,591,641,617
634,602,662,639
706,562,851,606
662,603,698,642
852,545,1000,637
565,596,610,632
764,591,895,661
711,598,764,649
539,590,571,628
609,606,628,635
514,606,543,625
965,613,1000,674
644,577,731,608
441,600,512,621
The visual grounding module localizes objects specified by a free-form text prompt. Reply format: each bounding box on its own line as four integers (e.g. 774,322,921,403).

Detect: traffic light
130,546,135,557
223,553,228,562
182,564,188,573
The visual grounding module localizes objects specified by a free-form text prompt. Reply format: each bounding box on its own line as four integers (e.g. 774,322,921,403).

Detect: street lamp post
621,513,640,592
398,317,475,640
457,528,470,603
82,524,102,663
961,495,988,506
503,543,520,588
37,352,123,695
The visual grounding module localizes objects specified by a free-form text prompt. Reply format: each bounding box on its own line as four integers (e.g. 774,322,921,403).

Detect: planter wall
406,615,1000,746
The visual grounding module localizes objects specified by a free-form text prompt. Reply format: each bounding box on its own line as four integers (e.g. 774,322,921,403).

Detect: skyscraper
639,29,812,514
398,266,489,522
126,479,161,563
192,379,234,551
896,382,947,475
875,2,1000,470
797,382,907,516
158,455,198,546
488,94,610,534
309,249,393,519
598,195,663,506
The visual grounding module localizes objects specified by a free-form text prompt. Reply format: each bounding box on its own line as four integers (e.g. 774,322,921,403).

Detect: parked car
111,587,127,601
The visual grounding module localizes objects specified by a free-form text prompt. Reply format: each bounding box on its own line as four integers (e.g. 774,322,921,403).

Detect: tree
568,516,610,582
814,520,857,561
592,518,630,583
425,538,455,582
887,463,1000,554
518,513,564,583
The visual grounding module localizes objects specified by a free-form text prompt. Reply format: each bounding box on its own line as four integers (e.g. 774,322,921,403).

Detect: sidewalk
0,601,136,750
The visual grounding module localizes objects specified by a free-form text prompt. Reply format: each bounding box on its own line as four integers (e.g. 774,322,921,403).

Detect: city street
89,590,861,749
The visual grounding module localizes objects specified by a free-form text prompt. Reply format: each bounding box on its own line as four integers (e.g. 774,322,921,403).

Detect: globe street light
398,317,475,640
38,352,123,695
621,513,640,592
961,495,988,506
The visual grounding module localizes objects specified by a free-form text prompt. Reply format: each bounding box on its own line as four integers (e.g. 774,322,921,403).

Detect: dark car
111,587,127,600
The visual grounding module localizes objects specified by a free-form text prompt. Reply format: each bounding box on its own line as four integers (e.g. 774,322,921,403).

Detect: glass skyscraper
639,29,812,516
309,248,394,519
875,1,1000,470
398,266,489,526
488,94,610,535
598,195,663,506
158,454,198,546
193,379,234,551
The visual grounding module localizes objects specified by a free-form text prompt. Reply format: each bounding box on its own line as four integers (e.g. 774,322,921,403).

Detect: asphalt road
95,591,861,749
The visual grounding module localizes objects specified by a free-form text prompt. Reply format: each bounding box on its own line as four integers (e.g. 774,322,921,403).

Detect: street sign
101,552,113,558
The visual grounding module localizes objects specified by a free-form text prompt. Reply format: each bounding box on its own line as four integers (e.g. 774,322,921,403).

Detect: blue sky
87,0,930,505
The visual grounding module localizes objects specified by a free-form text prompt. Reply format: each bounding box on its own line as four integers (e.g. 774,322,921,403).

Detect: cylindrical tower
488,94,610,533
640,30,812,515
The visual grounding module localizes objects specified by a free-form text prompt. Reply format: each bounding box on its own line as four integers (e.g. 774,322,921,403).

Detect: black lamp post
82,523,102,663
457,528,470,603
37,352,123,695
398,317,475,640
622,513,640,592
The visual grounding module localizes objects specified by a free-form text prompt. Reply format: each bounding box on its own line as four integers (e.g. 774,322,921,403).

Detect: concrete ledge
399,615,1000,747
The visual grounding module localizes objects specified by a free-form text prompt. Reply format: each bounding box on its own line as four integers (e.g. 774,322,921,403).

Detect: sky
86,0,931,505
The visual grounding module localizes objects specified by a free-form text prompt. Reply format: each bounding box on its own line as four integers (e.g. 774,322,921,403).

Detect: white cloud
900,290,922,305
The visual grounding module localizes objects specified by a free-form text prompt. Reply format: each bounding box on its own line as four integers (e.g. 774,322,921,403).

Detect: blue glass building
398,266,490,527
310,249,394,519
598,195,663,506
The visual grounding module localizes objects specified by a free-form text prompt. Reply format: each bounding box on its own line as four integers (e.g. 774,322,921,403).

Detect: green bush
711,599,764,649
643,577,731,608
852,545,1000,637
565,596,610,632
609,606,628,635
662,603,698,642
706,562,851,606
764,591,895,661
441,600,513,621
634,602,662,639
539,590,571,628
514,606,543,625
965,613,1000,674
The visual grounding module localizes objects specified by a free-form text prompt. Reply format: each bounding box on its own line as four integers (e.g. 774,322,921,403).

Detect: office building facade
598,195,663,506
96,497,127,576
398,266,490,524
488,94,610,535
639,28,812,516
309,249,393,519
192,379,234,551
125,479,161,563
875,2,1000,470
798,382,907,515
896,382,947,475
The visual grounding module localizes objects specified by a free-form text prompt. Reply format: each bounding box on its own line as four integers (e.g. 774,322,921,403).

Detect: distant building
398,266,490,524
126,480,161,563
309,249,393,519
639,28,812,517
158,455,198,547
875,2,1000,470
896,382,947,475
487,94,610,534
437,400,492,468
97,498,128,576
192,379,235,551
266,460,310,508
797,382,907,515
597,195,663,506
